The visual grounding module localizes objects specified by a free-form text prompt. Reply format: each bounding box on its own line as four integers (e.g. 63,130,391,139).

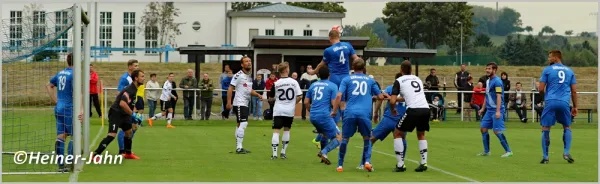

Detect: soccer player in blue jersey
332,58,384,172
477,62,513,158
46,53,82,172
357,72,408,170
309,26,359,149
538,50,577,164
305,66,342,165
117,59,140,155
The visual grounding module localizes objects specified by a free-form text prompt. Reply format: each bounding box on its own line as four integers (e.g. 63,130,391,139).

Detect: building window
123,12,136,54
100,12,112,53
265,29,274,36
145,26,158,54
303,30,313,36
9,11,23,52
55,11,68,53
32,11,46,47
284,29,293,36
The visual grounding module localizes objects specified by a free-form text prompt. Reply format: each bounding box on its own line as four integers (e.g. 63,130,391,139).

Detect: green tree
494,8,523,36
472,17,490,35
524,26,533,34
286,2,346,13
499,35,525,65
565,30,573,37
582,40,597,55
539,26,555,36
382,2,474,49
522,35,546,65
231,2,272,11
473,34,493,47
342,24,384,48
139,2,182,63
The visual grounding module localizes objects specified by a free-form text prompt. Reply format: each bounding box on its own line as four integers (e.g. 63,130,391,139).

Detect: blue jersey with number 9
49,68,74,115
540,63,576,103
323,42,356,76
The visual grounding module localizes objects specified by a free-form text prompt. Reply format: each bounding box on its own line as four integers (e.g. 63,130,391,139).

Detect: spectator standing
180,69,198,120
219,64,231,87
454,64,470,113
251,74,266,120
89,64,102,118
300,65,318,120
265,73,278,110
478,75,490,88
509,82,527,123
425,68,440,103
500,72,511,118
221,71,234,119
471,81,486,121
146,73,160,118
200,73,214,120
464,76,474,121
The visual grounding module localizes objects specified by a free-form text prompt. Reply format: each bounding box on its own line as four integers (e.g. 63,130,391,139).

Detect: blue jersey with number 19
540,63,576,103
49,68,74,115
339,73,381,118
305,80,338,117
322,42,356,76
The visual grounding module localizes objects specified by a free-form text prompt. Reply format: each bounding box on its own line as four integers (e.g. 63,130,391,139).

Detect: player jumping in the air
117,59,141,154
333,58,384,172
149,73,177,128
389,60,431,172
305,66,342,165
46,53,83,172
267,62,303,159
309,25,360,150
359,72,408,171
92,69,145,161
538,50,577,164
477,62,513,158
226,56,263,154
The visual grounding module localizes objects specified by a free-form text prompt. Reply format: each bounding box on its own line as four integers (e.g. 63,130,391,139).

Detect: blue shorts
329,74,349,87
342,116,372,138
541,100,572,127
56,113,73,135
372,116,398,141
310,115,340,139
480,110,505,131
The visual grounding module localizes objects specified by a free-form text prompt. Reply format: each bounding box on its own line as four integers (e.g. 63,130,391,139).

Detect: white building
2,2,345,63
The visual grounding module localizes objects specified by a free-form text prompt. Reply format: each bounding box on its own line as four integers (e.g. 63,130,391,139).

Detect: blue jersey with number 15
49,68,74,115
540,63,576,103
305,80,338,117
339,73,381,118
323,42,356,76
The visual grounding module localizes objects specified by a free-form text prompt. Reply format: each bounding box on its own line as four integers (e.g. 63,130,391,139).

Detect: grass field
2,109,598,182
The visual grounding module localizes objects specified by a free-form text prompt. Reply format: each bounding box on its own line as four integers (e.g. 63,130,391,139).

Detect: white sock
152,113,162,120
236,122,248,149
394,138,405,167
272,133,279,157
281,131,290,154
419,140,428,164
167,113,173,125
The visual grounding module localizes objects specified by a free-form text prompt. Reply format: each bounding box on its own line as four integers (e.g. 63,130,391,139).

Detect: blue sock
55,138,65,166
563,128,572,155
482,132,490,153
338,139,349,167
321,138,340,155
496,133,511,153
315,134,322,142
68,139,73,156
362,139,372,164
118,131,125,153
542,130,550,159
320,138,328,151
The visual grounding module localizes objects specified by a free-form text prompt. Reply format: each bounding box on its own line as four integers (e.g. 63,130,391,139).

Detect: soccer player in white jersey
389,60,431,172
226,56,264,154
148,73,177,128
267,62,303,159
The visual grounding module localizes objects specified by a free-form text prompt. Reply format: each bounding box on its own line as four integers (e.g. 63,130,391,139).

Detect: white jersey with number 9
395,75,429,109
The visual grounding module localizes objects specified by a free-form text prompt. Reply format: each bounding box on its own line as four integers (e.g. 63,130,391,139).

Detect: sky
342,2,598,35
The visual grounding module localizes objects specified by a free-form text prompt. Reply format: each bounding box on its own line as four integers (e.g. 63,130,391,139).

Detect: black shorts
107,109,133,133
233,106,249,123
135,96,144,110
160,100,173,111
272,116,293,129
397,108,430,132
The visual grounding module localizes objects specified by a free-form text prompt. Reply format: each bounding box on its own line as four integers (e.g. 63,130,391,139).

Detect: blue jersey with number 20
540,63,576,104
49,68,74,115
305,80,339,117
322,42,356,76
339,73,381,118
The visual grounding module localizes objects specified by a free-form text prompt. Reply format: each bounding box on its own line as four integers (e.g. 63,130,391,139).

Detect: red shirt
90,71,99,94
266,78,278,90
472,87,485,106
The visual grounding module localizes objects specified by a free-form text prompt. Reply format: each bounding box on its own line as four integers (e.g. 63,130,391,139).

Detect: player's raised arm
311,61,327,75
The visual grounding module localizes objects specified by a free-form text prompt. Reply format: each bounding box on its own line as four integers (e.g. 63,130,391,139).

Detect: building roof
228,3,345,18
178,46,253,55
250,36,369,49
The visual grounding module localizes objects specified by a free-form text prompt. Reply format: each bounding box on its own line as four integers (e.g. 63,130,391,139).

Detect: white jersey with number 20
396,75,429,109
273,78,303,117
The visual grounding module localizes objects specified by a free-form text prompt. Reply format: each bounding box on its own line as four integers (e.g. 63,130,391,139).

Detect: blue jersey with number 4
339,73,381,118
50,68,74,115
305,80,338,117
540,63,576,104
322,42,356,76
